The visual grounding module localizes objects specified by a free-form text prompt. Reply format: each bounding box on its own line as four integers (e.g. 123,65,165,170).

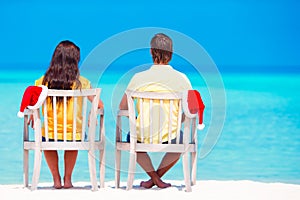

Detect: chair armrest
97,108,104,116
97,108,105,140
24,109,34,116
23,109,38,141
23,111,31,141
116,110,128,142
117,110,128,117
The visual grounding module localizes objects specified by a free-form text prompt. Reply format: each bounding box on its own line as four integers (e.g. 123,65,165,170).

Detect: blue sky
0,0,299,72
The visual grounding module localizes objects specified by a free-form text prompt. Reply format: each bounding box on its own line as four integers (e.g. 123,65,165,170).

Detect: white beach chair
115,90,200,192
23,88,105,191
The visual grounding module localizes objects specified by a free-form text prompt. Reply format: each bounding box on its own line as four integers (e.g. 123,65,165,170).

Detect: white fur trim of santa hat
17,111,25,118
197,123,205,130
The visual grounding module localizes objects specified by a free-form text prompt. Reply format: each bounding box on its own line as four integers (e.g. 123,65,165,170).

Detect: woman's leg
63,150,78,188
43,150,62,189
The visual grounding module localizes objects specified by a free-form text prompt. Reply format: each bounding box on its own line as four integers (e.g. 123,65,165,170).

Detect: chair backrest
125,89,197,147
23,88,104,190
31,88,101,148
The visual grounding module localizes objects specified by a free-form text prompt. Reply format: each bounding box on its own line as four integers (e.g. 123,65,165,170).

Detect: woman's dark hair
150,33,173,64
42,40,82,104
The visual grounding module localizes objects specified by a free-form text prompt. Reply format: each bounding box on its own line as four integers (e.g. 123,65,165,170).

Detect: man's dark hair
150,33,173,64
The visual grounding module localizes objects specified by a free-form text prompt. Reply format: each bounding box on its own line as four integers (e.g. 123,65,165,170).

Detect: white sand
1,180,300,200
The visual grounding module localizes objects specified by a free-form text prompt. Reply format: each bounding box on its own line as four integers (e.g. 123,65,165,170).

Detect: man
119,33,192,188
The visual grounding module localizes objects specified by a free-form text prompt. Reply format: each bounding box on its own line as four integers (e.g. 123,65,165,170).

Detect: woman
34,40,103,189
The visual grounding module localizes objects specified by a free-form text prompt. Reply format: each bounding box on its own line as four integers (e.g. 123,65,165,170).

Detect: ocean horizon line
0,63,299,74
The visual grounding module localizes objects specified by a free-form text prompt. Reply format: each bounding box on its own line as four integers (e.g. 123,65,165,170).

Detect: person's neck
154,62,169,65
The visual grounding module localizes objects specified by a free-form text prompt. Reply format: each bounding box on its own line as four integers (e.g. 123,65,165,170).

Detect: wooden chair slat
72,97,77,142
43,100,49,141
149,99,153,144
53,96,57,141
168,99,173,143
81,97,87,141
159,99,163,143
139,98,144,143
63,96,67,142
176,100,182,144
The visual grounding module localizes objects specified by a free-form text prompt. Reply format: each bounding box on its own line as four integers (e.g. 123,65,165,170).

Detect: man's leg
137,152,171,188
157,153,181,176
43,150,62,189
63,150,78,188
140,153,181,188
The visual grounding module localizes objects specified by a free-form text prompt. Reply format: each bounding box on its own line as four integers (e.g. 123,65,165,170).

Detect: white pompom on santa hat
17,85,48,118
184,89,205,130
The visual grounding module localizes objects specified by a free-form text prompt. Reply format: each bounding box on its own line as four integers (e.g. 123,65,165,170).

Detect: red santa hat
183,90,205,130
17,85,48,118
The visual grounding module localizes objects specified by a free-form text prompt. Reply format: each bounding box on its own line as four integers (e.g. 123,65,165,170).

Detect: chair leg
191,151,197,186
88,150,98,191
182,152,192,192
115,149,121,188
31,150,42,191
99,149,105,188
24,149,29,188
127,151,136,190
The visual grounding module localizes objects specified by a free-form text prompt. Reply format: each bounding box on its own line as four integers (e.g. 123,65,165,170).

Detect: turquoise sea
0,67,299,185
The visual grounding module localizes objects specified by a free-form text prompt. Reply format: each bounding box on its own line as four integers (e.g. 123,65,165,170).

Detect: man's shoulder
168,66,192,89
130,68,152,79
168,66,190,79
172,68,186,75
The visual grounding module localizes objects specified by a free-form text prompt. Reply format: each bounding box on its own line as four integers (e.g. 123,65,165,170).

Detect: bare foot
53,177,62,189
153,178,171,189
63,177,73,189
63,183,73,189
140,179,154,189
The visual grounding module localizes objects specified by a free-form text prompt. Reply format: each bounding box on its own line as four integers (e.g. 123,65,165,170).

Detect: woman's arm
88,95,103,109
